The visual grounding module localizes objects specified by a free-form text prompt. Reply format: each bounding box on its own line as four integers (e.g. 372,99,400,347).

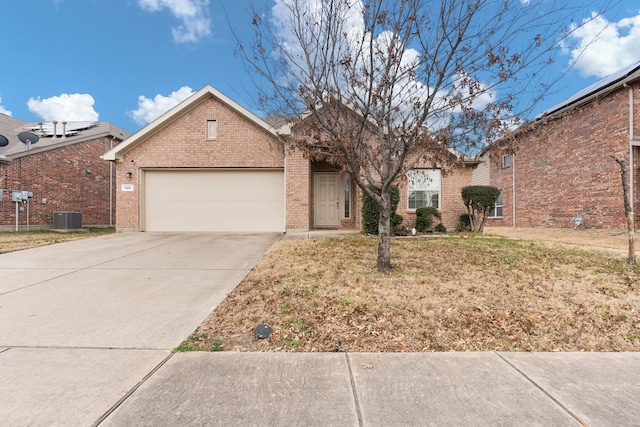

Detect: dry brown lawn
0,228,115,254
189,234,640,353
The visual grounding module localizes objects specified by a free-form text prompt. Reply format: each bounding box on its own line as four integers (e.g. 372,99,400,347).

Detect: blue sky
0,0,639,134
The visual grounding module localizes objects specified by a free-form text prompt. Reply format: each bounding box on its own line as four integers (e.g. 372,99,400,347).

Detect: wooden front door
314,173,340,227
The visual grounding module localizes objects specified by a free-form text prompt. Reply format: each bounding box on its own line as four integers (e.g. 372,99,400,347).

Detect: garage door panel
144,170,284,232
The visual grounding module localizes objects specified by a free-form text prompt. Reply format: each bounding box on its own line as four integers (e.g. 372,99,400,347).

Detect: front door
314,173,340,228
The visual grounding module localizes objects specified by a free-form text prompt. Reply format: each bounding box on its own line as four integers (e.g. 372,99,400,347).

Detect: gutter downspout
109,137,114,228
628,84,635,227
512,153,516,227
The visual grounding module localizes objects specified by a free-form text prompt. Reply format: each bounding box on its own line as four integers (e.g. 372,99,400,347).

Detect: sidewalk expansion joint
495,352,589,426
345,353,365,427
0,269,80,296
92,352,175,426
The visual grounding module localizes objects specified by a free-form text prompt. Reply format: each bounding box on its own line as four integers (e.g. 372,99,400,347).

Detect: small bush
392,213,403,229
434,223,447,233
415,206,442,232
362,185,400,235
456,213,472,232
461,185,500,232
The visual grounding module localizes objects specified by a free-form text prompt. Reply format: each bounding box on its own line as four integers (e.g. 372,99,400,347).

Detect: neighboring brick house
478,61,640,230
102,85,475,233
0,115,129,230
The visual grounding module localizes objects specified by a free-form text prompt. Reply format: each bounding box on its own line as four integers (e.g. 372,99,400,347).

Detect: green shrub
461,185,500,232
434,223,447,233
362,185,400,235
415,206,442,232
392,214,403,229
456,213,472,232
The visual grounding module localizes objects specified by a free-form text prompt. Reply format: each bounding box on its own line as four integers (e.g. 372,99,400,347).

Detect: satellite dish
17,132,39,147
0,135,8,147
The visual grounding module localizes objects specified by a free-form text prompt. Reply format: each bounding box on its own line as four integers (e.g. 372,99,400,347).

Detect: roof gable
102,85,277,161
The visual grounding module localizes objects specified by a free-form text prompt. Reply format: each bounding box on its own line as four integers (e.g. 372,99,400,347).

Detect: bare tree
238,0,611,271
613,157,636,264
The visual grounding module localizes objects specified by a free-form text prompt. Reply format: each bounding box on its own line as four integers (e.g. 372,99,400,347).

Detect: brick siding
0,137,118,230
112,92,474,232
396,164,473,231
285,147,311,230
487,84,639,230
114,95,285,231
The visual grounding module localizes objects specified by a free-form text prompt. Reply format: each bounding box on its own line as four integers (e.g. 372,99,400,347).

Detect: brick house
479,61,640,230
0,115,129,230
102,85,474,233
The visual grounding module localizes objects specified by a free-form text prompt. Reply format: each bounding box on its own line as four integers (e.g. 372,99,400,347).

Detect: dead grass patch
0,228,115,254
190,235,640,352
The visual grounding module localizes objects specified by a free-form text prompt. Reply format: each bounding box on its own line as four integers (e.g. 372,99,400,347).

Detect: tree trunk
614,158,636,264
467,208,477,232
376,189,393,271
478,210,488,233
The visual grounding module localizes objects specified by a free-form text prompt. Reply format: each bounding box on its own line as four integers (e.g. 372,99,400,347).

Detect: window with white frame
502,154,511,168
207,120,218,140
343,176,351,218
407,169,440,210
489,190,503,218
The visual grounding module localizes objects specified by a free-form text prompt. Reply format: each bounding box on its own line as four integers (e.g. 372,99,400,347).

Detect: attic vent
207,120,218,140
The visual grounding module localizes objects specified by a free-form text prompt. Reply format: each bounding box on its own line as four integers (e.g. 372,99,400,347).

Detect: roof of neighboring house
477,61,640,157
0,113,130,161
538,60,640,119
102,85,278,161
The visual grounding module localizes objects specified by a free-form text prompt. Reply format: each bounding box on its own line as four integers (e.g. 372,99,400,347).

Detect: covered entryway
143,169,284,232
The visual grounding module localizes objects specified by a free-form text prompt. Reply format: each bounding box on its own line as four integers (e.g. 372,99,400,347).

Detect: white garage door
144,169,285,232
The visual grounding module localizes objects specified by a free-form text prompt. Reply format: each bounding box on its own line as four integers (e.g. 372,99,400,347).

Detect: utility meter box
11,191,22,202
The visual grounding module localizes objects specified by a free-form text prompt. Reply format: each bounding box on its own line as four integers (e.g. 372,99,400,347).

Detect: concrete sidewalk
100,351,640,426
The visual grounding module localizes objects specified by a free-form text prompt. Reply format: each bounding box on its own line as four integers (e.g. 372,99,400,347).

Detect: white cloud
128,86,194,126
0,97,11,116
138,0,211,43
564,11,640,78
27,93,99,121
270,0,494,127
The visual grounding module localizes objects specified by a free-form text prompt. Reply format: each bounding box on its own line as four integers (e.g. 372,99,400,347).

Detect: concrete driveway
0,232,280,426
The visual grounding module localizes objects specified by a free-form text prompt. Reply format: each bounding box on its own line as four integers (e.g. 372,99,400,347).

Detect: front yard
2,228,637,352
187,234,640,352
